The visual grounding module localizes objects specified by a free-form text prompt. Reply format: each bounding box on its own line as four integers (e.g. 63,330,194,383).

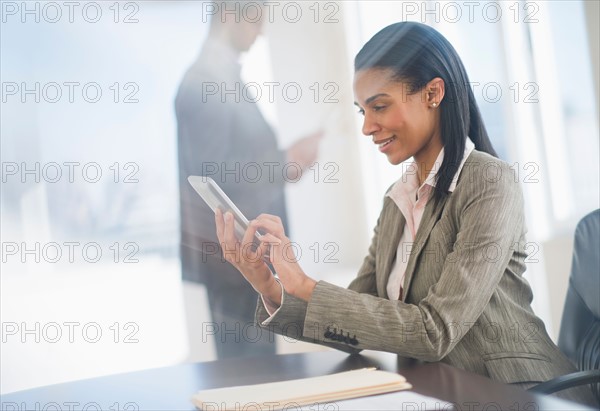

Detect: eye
373,105,386,112
356,108,365,116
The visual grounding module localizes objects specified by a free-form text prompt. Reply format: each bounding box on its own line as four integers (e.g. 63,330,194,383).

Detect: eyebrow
354,93,390,107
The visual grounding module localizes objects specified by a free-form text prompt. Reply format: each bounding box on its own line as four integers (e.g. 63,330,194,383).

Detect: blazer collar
401,193,449,301
378,145,476,301
375,192,449,302
376,197,405,299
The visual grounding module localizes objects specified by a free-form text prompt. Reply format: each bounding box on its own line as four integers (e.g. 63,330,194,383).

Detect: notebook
191,368,412,410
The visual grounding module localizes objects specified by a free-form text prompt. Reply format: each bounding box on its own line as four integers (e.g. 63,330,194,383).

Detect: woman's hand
214,209,282,304
250,214,317,302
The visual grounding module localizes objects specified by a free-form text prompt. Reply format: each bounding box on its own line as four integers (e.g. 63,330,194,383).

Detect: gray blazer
256,149,577,386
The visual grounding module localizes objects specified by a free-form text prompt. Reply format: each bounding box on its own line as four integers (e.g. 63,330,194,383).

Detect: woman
214,22,594,403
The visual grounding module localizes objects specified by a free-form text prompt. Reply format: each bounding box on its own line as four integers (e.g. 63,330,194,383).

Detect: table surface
1,351,591,410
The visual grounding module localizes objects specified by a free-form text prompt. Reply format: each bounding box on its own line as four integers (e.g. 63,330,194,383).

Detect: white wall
264,3,371,281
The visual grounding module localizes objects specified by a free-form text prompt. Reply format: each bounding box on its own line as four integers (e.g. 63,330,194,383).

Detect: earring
431,102,438,108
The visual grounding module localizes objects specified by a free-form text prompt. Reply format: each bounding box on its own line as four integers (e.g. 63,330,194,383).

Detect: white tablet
187,176,267,256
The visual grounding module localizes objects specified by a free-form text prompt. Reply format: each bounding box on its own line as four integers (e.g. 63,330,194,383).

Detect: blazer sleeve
253,192,390,351
257,160,526,360
253,191,388,350
300,161,525,361
255,288,362,354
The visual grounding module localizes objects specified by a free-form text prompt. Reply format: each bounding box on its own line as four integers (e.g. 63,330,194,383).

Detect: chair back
558,209,600,400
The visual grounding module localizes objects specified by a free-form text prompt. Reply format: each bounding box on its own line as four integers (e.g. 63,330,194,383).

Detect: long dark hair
355,22,497,204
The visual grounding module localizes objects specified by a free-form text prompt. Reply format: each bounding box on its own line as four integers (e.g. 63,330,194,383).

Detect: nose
361,112,380,137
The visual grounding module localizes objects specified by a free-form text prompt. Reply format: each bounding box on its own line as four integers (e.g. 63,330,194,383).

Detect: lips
374,136,396,149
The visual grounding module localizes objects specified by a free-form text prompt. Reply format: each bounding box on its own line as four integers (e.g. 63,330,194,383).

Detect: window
345,0,599,334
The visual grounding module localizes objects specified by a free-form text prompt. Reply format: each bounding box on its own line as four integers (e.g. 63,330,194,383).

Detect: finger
223,212,238,244
241,218,260,246
259,233,282,265
241,218,261,260
221,211,239,263
215,208,227,244
258,233,279,264
256,214,282,224
252,217,286,238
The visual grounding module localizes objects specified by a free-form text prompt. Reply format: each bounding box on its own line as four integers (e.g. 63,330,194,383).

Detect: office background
1,0,599,394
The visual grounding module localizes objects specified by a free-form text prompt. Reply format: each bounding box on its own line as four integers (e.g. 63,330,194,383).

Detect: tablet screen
187,176,267,258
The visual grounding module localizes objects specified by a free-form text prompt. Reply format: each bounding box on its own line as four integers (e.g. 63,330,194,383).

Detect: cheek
423,110,439,137
385,108,410,130
404,106,433,136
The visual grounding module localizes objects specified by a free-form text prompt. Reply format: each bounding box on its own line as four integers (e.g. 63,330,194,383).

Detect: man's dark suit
176,38,288,358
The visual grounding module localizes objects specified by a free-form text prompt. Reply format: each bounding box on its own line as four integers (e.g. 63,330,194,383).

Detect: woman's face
353,68,444,166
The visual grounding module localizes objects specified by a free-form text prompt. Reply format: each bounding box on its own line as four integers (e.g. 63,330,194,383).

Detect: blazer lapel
377,198,405,299
401,194,449,302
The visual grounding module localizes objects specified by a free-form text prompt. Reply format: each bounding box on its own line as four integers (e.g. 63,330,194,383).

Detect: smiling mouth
374,136,396,149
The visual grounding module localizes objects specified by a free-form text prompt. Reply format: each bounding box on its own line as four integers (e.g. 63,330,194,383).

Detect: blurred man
176,3,321,359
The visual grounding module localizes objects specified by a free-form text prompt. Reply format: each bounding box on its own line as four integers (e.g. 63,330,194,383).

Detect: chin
387,153,409,166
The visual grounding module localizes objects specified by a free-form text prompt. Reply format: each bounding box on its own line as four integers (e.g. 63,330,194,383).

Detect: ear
423,77,445,108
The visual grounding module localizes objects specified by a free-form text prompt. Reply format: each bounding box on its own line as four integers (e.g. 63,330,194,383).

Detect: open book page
191,368,412,410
